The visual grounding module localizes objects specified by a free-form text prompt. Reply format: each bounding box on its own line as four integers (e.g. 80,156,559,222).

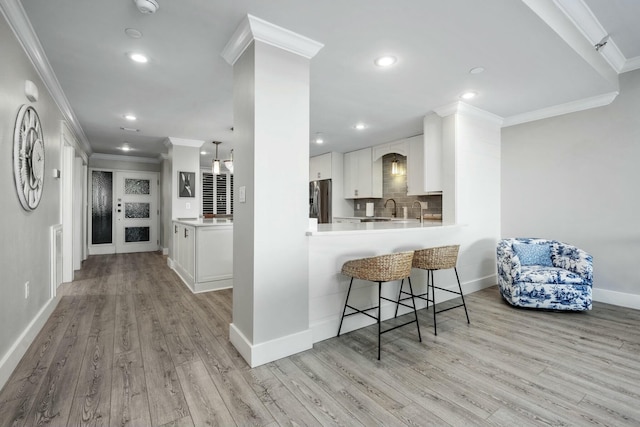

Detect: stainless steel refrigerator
309,179,332,223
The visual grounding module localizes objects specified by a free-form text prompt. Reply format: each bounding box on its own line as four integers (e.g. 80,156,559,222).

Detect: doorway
89,169,159,254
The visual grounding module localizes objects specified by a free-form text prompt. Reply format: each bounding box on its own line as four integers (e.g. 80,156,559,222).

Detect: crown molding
0,0,92,157
222,14,324,65
621,56,640,73
523,0,618,89
90,153,161,164
434,101,504,126
165,137,204,148
553,0,626,74
502,91,618,127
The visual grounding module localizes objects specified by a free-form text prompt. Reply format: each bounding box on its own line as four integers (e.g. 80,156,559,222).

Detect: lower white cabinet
171,220,233,293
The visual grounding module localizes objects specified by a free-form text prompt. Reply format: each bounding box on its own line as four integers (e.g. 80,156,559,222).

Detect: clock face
13,105,45,211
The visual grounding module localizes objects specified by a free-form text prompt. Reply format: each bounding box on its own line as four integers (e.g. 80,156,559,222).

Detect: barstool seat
396,245,470,335
338,251,421,360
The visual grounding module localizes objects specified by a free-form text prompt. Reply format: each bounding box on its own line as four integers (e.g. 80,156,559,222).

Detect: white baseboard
593,288,640,310
229,323,313,368
0,295,60,390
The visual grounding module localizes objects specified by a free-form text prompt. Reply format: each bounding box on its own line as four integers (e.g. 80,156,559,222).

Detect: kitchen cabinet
343,147,382,199
407,115,442,195
309,153,332,181
171,219,233,292
173,222,195,285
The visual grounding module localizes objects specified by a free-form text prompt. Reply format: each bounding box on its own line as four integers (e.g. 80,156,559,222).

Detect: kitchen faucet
384,198,397,218
413,200,424,224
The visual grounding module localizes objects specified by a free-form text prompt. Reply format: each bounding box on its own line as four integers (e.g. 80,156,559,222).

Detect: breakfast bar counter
307,220,469,343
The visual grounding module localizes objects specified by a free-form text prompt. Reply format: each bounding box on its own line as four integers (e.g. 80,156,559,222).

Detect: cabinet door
309,153,332,181
343,148,382,199
343,151,357,198
183,226,195,282
407,135,425,196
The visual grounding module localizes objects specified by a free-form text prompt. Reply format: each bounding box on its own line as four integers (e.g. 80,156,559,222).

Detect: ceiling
10,0,640,165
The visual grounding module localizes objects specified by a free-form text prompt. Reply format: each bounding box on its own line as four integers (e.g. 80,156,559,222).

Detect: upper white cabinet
343,147,382,199
407,115,442,195
309,152,333,181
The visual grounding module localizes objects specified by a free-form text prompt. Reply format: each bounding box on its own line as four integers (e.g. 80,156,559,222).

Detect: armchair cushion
497,238,592,311
513,242,553,267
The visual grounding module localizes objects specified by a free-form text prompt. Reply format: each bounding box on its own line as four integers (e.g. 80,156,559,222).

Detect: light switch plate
186,202,191,209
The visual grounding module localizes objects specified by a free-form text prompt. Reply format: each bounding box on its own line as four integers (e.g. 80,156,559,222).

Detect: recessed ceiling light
460,91,477,100
128,52,148,63
374,56,397,67
314,133,324,144
124,114,137,121
120,126,140,132
121,144,131,152
469,67,485,74
354,123,367,130
200,150,207,155
125,28,143,39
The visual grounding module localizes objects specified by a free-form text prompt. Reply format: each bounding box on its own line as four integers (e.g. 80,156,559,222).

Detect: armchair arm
551,243,593,285
497,239,522,285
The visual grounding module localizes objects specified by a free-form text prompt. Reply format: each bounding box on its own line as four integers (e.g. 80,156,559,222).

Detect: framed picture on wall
178,171,196,198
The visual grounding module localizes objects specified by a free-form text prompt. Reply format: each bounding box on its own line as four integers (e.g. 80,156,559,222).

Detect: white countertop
173,218,233,227
307,219,447,236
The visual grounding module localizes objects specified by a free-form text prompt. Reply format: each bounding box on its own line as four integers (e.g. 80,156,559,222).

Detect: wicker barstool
395,245,470,335
338,251,421,360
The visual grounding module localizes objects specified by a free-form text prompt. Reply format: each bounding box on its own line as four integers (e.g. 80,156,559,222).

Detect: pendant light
212,141,221,175
224,149,234,173
391,154,399,175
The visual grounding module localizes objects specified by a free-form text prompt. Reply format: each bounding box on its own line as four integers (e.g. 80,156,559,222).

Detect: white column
222,15,323,367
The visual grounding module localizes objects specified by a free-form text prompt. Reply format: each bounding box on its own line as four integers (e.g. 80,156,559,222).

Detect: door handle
174,225,178,233
184,228,188,238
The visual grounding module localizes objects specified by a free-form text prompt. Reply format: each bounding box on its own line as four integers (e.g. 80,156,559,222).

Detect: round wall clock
13,105,45,211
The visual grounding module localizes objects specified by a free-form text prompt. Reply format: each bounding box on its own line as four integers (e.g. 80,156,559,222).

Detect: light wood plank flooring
1,251,640,426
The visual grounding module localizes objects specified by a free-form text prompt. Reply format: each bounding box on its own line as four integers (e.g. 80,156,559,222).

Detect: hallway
1,252,640,426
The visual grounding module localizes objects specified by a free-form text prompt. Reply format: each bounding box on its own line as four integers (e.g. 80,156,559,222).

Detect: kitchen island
307,220,495,343
169,218,233,293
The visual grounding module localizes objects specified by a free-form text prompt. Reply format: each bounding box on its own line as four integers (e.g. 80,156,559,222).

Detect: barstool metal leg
337,278,354,336
394,279,404,318
430,270,437,336
378,281,382,360
454,267,470,324
407,277,422,342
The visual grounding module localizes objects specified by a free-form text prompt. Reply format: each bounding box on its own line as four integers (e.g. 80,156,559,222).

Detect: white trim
221,14,324,66
553,0,627,74
162,247,169,256
502,91,618,127
434,101,504,125
229,323,313,368
165,137,204,148
0,0,91,160
0,295,60,390
593,288,640,311
622,56,640,73
90,153,162,164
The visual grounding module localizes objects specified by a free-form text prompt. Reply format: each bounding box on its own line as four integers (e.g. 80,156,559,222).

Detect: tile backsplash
352,153,442,218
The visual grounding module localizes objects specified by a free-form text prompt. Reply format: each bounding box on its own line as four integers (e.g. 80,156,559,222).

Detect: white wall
0,14,67,387
502,69,640,308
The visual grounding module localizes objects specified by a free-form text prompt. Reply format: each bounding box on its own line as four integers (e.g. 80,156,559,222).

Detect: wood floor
1,252,640,426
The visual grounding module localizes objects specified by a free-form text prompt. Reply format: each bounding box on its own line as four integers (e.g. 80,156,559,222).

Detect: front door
114,171,158,253
89,169,159,255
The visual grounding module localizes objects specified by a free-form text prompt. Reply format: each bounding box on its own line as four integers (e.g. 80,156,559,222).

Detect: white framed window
202,171,233,215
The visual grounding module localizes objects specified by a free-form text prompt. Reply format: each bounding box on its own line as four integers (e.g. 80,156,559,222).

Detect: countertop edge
306,222,462,236
173,218,233,227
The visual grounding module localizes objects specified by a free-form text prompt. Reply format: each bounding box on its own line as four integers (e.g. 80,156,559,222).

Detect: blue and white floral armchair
497,238,593,310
